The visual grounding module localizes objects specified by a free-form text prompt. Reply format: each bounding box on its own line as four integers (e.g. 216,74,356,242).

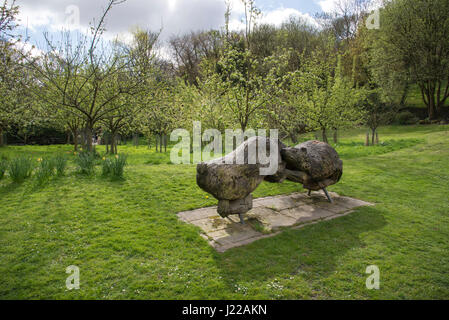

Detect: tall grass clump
54,156,68,176
74,152,96,175
0,159,7,180
35,157,56,185
8,157,33,183
102,154,127,179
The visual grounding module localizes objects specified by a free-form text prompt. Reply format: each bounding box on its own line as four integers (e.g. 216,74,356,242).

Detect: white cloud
15,0,318,55
317,0,382,14
317,0,339,13
260,7,318,27
16,0,229,41
14,41,43,57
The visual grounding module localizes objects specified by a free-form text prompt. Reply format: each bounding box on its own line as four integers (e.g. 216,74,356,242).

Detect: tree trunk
322,128,328,144
333,129,338,144
372,128,376,145
133,133,139,147
73,129,79,151
429,96,436,120
400,82,410,107
67,132,71,145
164,134,167,153
147,136,151,149
0,128,4,147
376,132,379,145
428,82,437,120
365,132,370,146
85,126,93,152
289,131,298,144
159,135,163,153
110,133,116,155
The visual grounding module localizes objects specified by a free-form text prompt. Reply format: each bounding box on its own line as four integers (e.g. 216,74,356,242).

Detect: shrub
394,111,419,125
74,152,96,175
35,158,56,185
0,159,7,180
9,157,33,183
54,156,68,176
102,154,127,179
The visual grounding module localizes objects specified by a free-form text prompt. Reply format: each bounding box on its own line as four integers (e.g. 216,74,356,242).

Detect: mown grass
0,124,448,299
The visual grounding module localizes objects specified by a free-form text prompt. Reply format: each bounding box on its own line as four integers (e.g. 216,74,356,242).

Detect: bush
394,111,419,125
54,156,68,176
9,157,33,183
74,152,96,175
35,158,56,185
102,154,127,179
0,159,7,180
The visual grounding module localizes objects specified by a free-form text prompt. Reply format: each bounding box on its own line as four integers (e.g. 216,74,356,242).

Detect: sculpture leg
308,189,312,196
322,188,333,203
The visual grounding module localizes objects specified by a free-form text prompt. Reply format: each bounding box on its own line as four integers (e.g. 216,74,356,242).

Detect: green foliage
34,157,55,185
8,156,33,183
394,111,419,125
74,152,96,175
102,154,127,179
369,0,449,119
288,44,365,142
53,155,68,177
0,159,7,180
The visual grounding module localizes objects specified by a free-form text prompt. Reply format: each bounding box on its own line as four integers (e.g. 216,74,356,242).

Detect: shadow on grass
0,181,22,198
214,206,386,287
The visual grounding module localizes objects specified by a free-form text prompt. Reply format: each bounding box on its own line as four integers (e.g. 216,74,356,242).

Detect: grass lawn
0,125,448,299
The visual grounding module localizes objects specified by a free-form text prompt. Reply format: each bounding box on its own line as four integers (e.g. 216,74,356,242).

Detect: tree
0,0,23,146
376,0,449,119
289,39,364,143
169,30,222,87
0,0,18,37
99,28,160,154
362,90,396,145
213,0,268,132
262,49,310,143
23,0,142,152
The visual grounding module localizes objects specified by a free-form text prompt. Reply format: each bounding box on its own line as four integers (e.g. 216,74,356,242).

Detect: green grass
0,125,448,299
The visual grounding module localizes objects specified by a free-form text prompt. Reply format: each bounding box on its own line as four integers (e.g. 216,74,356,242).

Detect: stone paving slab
177,191,374,252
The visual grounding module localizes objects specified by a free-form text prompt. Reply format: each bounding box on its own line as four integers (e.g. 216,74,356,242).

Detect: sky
13,0,339,57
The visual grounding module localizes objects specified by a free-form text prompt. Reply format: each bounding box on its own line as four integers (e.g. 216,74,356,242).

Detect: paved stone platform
177,191,374,252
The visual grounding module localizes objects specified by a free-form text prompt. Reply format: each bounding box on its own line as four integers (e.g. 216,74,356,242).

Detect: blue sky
257,0,323,14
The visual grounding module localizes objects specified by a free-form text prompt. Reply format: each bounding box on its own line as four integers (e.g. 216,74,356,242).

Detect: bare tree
22,0,145,152
169,30,222,86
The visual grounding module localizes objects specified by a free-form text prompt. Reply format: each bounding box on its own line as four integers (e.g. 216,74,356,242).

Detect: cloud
260,7,318,27
317,0,382,14
16,0,229,41
317,0,339,13
14,0,319,59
